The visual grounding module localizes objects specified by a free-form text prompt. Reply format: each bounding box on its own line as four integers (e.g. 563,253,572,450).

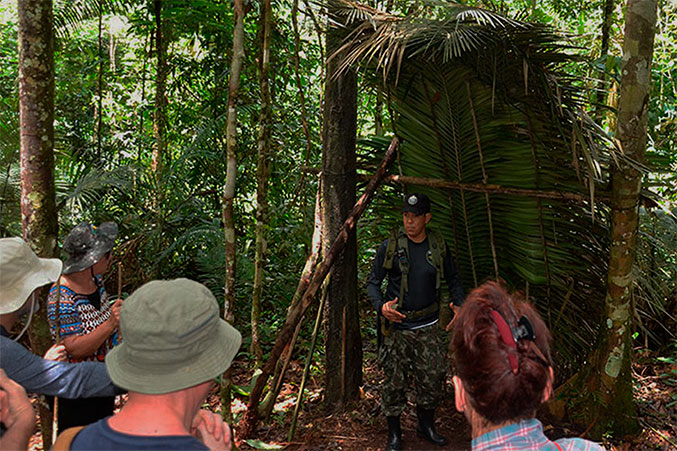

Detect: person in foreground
0,369,36,450
0,237,118,399
56,278,242,450
451,281,604,451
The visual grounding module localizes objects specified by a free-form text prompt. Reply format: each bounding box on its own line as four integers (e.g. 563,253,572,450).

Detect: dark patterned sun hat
62,222,118,274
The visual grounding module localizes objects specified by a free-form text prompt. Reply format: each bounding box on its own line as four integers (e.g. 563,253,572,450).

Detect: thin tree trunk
222,0,246,325
321,5,362,411
251,0,273,366
375,89,384,135
18,0,58,443
593,0,616,121
218,0,246,426
239,138,398,439
152,0,167,182
96,0,103,161
557,0,657,439
289,0,314,206
137,24,150,160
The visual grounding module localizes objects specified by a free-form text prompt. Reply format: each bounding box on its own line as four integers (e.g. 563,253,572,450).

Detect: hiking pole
51,276,61,445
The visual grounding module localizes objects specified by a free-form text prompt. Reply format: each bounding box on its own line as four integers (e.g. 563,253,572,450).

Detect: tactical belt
380,303,439,338
398,303,439,320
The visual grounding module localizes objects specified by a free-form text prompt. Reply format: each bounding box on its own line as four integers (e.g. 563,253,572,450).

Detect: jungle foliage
0,0,676,441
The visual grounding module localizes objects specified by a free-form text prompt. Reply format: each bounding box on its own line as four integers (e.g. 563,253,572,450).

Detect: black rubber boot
385,415,403,451
416,407,448,446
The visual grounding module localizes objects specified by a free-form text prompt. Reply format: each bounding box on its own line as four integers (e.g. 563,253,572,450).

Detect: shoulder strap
52,426,86,451
427,229,445,289
396,229,410,308
382,229,399,270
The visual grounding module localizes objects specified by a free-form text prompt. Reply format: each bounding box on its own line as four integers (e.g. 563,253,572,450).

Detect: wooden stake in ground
51,276,61,445
238,137,399,439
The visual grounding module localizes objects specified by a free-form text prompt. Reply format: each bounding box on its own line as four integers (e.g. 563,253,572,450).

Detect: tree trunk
96,0,103,161
239,138,398,439
251,0,273,366
593,0,616,121
375,89,384,135
137,19,151,160
556,0,657,439
321,8,362,410
18,0,59,443
152,0,167,182
222,0,245,325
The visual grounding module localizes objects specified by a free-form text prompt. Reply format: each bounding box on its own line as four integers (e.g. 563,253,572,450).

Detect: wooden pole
51,276,61,445
288,291,327,440
238,137,399,439
301,168,612,203
117,262,122,299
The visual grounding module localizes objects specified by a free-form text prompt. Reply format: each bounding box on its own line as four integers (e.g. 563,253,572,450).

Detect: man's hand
445,304,460,331
0,369,36,450
381,298,406,323
43,344,67,361
191,409,232,451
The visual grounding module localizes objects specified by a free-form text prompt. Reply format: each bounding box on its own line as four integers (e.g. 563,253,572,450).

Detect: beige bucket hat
105,278,242,394
0,238,62,314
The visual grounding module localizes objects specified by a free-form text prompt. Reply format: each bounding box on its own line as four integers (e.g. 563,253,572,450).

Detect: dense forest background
1,0,675,448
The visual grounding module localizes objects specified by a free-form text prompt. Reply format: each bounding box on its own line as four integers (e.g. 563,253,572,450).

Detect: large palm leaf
339,1,624,373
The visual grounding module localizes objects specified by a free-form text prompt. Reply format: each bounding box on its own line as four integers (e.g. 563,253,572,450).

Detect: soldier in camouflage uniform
367,193,464,451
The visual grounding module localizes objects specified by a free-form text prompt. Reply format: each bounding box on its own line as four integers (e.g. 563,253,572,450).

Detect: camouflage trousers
378,324,446,417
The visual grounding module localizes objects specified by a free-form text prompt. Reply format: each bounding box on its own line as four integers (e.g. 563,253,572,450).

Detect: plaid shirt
472,419,605,451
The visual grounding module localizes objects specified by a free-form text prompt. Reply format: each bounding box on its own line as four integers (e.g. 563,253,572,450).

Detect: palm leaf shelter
240,1,651,438
334,1,634,373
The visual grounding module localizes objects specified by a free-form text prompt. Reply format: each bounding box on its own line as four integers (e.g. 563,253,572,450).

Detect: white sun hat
0,237,62,314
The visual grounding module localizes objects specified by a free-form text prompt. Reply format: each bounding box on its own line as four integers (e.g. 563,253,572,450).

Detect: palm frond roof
336,0,624,374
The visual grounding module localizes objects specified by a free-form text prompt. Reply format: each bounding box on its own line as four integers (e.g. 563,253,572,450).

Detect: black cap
402,193,431,215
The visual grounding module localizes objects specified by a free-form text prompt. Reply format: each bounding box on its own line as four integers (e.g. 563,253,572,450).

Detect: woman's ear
543,367,554,402
453,375,466,413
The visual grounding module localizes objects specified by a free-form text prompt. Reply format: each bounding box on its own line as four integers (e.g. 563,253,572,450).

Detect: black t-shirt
402,238,438,313
366,230,465,330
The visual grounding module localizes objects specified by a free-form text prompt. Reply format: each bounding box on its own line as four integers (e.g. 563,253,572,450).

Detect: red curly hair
451,281,553,425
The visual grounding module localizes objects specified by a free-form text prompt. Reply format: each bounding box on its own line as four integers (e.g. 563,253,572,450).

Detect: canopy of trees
1,0,675,447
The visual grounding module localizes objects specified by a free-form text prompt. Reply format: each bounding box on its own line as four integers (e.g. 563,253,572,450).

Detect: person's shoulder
0,334,29,362
555,437,606,451
69,419,107,449
72,418,208,450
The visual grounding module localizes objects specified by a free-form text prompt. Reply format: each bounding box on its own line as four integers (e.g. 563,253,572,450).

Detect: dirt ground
28,347,675,450
228,346,676,451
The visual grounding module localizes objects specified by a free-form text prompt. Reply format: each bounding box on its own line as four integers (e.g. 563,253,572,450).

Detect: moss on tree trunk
554,0,657,439
18,0,59,443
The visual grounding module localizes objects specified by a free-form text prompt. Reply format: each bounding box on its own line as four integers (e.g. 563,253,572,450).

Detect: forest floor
227,344,676,451
28,346,675,450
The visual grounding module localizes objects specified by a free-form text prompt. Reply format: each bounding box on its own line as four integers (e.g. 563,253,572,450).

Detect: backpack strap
382,229,399,270
427,229,446,290
395,228,410,309
52,426,85,451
